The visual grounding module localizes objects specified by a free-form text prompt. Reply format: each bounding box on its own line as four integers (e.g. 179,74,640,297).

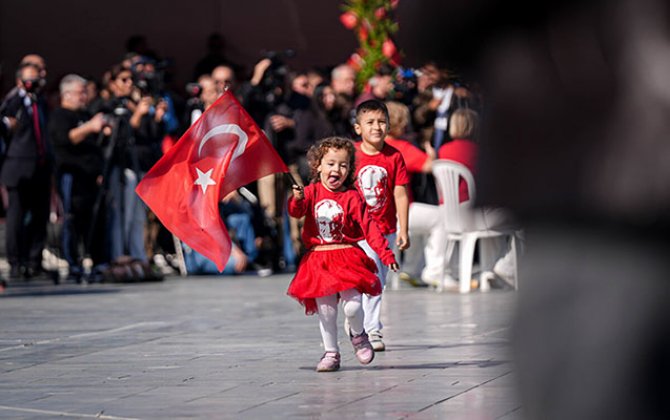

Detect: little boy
353,99,410,351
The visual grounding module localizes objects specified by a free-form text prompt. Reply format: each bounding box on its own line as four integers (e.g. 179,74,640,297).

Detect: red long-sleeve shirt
354,142,410,234
288,182,396,266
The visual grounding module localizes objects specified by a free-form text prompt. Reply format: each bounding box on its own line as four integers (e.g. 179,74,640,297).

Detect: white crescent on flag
193,124,248,194
198,124,248,161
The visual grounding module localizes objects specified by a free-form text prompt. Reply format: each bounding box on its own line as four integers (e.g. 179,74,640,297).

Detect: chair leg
511,234,519,290
480,256,491,293
478,237,494,293
459,234,477,293
438,239,456,292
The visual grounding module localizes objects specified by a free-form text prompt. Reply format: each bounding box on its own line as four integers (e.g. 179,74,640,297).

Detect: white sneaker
422,275,459,291
421,277,440,288
442,276,460,292
493,251,515,285
369,331,385,352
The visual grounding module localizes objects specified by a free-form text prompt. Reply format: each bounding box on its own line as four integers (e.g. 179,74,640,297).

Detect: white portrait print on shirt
315,199,344,243
357,165,388,213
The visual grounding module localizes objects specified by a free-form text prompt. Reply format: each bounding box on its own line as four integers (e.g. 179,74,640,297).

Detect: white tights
316,289,364,353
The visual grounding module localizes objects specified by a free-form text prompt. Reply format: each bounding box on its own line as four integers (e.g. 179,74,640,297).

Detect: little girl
287,137,398,372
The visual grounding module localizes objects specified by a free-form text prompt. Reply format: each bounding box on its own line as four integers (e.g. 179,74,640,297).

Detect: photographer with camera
48,74,109,281
211,65,236,96
98,64,167,265
0,62,52,280
240,52,306,269
183,75,219,127
129,55,180,136
1,55,47,105
240,50,296,126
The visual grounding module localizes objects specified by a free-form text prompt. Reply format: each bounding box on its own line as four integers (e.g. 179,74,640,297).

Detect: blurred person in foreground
401,0,670,418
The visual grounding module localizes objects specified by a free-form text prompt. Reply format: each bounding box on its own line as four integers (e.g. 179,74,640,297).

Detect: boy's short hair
355,99,390,123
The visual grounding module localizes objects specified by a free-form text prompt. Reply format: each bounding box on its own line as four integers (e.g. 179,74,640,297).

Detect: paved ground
0,275,520,419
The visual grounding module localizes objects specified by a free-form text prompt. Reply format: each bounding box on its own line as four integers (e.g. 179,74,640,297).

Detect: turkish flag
136,91,288,271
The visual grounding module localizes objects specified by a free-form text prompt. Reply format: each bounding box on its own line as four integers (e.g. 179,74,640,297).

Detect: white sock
340,288,364,336
316,294,339,352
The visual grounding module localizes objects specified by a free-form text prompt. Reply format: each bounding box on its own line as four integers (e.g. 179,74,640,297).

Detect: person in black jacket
98,65,166,263
48,74,108,280
0,62,52,279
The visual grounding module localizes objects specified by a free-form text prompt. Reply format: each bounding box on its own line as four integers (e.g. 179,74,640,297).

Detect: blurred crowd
0,33,485,284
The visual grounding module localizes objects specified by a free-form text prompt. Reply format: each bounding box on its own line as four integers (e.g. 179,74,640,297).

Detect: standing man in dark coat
0,62,52,279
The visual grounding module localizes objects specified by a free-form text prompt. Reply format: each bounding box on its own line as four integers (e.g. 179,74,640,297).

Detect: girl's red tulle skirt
287,246,382,315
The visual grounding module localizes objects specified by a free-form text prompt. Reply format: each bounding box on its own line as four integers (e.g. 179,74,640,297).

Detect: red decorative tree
340,0,401,91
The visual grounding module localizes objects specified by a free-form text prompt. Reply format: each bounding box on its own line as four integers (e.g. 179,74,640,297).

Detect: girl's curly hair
306,137,357,188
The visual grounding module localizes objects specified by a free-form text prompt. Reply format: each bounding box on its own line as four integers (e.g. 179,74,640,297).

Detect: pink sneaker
316,352,341,372
350,332,375,365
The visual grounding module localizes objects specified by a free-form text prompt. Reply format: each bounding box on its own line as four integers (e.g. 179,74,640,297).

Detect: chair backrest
431,159,477,233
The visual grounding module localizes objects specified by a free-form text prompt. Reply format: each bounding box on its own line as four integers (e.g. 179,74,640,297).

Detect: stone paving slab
0,275,519,419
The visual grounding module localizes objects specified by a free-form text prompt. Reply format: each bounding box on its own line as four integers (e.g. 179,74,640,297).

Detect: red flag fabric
136,91,288,271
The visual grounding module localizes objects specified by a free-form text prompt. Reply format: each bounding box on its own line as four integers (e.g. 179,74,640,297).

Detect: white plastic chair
431,159,518,293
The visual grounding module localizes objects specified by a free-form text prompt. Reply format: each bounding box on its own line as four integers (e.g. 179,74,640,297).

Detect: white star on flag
194,167,216,193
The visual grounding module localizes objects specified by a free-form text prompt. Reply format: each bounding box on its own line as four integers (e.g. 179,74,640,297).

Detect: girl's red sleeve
288,184,311,218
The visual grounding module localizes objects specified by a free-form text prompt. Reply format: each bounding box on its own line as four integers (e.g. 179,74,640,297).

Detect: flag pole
172,234,188,276
284,172,303,190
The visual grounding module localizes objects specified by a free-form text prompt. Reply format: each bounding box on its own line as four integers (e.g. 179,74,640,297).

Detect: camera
184,82,204,117
131,56,169,98
393,67,418,104
100,106,131,130
185,82,202,98
259,49,296,105
21,77,43,94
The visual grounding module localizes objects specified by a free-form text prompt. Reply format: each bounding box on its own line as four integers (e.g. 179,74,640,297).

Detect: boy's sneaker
369,331,385,352
399,272,429,288
350,332,375,365
316,352,341,372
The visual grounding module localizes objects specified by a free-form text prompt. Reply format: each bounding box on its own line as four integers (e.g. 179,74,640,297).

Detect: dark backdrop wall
0,0,357,93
